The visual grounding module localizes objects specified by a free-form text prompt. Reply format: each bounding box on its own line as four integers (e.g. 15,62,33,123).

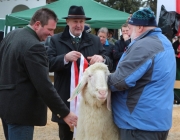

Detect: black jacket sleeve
24,44,70,118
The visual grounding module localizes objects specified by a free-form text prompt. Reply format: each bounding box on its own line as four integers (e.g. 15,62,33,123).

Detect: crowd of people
0,4,178,140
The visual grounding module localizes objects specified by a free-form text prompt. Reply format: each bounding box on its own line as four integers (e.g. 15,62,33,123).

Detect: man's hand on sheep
64,51,81,62
87,55,104,65
63,111,78,131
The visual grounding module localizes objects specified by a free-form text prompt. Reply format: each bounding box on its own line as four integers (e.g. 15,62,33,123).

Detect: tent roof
0,19,5,31
5,0,129,29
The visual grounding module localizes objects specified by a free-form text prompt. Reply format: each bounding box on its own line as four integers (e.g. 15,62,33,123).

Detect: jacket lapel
59,38,74,50
78,32,93,51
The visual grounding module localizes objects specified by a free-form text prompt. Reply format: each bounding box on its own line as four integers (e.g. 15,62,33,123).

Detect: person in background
46,5,112,140
84,23,91,33
108,29,117,45
173,33,180,58
108,8,176,140
172,36,178,43
97,27,114,72
113,23,131,70
173,33,180,104
0,8,77,140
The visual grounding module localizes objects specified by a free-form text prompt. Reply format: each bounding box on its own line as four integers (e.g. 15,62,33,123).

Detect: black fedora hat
62,5,91,20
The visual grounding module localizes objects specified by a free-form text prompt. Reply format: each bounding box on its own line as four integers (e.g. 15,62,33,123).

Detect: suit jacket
47,25,112,123
0,26,69,126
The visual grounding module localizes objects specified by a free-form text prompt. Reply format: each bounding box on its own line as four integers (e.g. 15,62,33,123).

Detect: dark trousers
120,129,169,140
58,123,73,140
1,118,8,140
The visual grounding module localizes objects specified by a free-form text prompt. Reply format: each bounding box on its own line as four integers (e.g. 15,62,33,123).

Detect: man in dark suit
46,5,113,140
0,8,77,140
0,30,8,140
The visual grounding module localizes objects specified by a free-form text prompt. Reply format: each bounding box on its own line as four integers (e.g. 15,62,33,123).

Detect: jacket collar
136,27,161,41
60,25,91,40
128,27,161,49
24,25,40,41
69,30,82,38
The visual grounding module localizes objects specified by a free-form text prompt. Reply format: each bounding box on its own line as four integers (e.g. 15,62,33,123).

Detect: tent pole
4,26,8,37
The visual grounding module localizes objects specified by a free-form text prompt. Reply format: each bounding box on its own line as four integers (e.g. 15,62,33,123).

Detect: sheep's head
68,63,111,110
85,63,109,102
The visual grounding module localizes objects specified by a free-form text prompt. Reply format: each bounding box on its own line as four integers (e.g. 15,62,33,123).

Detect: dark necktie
73,37,80,51
75,37,80,43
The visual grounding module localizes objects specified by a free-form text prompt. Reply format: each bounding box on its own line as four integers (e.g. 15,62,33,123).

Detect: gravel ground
0,105,179,140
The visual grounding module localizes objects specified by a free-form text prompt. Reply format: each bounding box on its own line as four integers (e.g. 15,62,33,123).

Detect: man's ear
66,19,69,25
33,21,41,31
138,26,144,33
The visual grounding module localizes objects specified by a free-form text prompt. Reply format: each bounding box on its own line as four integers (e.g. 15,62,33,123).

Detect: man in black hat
46,5,113,140
84,23,91,33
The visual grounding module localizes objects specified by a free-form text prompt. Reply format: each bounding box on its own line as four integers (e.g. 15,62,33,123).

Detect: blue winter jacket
108,28,176,131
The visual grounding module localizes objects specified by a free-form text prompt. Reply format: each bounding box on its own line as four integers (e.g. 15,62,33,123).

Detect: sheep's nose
98,90,106,96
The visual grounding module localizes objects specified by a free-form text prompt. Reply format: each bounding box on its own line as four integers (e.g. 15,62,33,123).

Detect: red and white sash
70,54,88,114
70,54,88,137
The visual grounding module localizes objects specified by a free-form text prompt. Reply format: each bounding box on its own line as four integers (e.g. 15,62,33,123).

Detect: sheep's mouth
97,96,106,101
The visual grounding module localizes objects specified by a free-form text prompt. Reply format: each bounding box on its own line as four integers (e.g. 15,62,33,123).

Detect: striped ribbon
70,54,88,137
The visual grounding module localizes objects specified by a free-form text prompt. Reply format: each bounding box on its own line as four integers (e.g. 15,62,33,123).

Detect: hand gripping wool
68,63,120,140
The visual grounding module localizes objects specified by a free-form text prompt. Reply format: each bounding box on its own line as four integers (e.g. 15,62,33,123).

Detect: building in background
0,0,46,36
0,0,46,18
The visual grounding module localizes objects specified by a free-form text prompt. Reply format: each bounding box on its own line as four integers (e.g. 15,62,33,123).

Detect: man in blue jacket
108,8,176,140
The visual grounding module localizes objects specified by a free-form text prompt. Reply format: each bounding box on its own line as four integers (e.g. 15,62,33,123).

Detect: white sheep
68,63,120,140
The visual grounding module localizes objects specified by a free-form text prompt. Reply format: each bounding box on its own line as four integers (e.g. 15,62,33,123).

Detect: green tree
95,0,142,14
141,0,157,15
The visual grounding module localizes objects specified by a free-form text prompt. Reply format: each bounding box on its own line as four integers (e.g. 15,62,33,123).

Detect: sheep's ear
67,75,88,102
107,89,111,111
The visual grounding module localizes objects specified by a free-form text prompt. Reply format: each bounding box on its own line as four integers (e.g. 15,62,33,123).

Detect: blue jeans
8,124,34,140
